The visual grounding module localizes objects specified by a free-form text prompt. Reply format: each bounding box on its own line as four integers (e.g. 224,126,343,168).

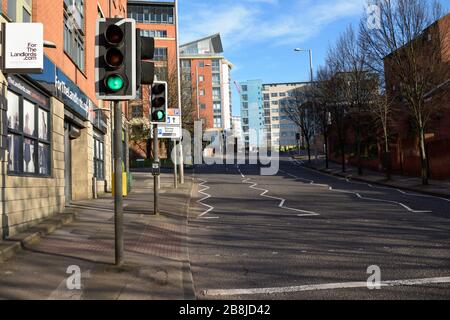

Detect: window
64,0,85,71
155,66,168,81
94,137,105,180
200,104,206,110
181,60,191,69
242,102,248,109
128,4,174,24
198,61,205,68
279,92,286,97
272,117,279,121
212,59,220,72
241,85,248,92
199,75,204,82
23,8,31,22
271,93,278,98
263,94,270,101
242,94,248,101
213,88,221,100
213,102,221,111
132,106,143,118
212,74,220,85
272,101,279,105
7,89,50,176
199,90,205,96
154,47,168,61
213,116,222,128
7,0,16,20
140,29,168,38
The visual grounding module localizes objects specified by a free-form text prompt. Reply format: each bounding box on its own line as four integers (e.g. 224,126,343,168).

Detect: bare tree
312,66,335,169
330,25,378,176
283,87,315,163
359,0,447,185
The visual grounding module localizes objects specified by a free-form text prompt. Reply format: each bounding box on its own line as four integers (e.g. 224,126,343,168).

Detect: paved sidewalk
0,172,195,300
292,155,450,198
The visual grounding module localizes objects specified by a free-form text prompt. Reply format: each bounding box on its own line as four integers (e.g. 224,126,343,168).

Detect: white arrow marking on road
200,276,450,297
241,177,319,216
280,169,432,214
197,179,218,219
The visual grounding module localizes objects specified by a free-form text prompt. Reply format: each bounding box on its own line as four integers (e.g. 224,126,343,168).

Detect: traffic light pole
153,125,160,215
113,100,124,266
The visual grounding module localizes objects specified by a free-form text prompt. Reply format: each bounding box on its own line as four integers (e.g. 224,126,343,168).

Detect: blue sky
178,0,450,116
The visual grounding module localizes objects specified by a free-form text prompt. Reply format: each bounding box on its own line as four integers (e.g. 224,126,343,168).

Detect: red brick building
384,13,450,179
127,0,178,160
0,0,128,238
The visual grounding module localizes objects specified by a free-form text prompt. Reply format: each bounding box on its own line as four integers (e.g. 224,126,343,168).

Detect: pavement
292,154,450,199
188,157,450,300
0,172,195,300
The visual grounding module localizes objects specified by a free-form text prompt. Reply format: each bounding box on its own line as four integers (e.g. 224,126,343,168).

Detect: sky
178,0,450,117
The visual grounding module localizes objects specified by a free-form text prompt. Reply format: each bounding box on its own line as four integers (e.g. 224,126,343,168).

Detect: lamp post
294,48,317,162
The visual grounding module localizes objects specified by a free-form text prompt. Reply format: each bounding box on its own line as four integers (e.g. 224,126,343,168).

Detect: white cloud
179,0,367,49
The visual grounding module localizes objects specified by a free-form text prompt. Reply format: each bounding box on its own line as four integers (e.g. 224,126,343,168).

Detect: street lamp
294,48,317,161
196,62,211,120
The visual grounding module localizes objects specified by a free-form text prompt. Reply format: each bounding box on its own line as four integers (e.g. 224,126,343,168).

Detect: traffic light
151,81,168,123
96,18,136,100
136,29,155,88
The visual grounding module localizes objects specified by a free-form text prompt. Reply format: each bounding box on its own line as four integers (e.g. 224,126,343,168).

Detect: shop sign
2,23,44,74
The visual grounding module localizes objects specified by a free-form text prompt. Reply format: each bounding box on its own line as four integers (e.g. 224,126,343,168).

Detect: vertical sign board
2,23,44,74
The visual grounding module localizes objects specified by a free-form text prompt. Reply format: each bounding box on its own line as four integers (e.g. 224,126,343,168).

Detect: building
180,34,233,135
239,80,307,151
239,80,264,151
231,116,242,142
262,82,309,150
383,13,450,179
127,0,178,160
0,0,128,239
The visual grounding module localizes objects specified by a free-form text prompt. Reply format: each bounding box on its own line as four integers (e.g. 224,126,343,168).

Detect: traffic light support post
153,125,160,215
114,100,124,266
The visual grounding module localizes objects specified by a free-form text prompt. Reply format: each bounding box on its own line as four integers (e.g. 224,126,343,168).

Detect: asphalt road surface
188,156,450,300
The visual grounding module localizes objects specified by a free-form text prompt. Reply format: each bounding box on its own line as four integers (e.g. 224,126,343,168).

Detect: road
188,156,450,300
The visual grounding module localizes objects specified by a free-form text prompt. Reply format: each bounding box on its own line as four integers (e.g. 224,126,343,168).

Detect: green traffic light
155,110,165,121
106,75,124,92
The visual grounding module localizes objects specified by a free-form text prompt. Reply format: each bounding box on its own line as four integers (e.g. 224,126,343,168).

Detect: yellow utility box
112,172,128,197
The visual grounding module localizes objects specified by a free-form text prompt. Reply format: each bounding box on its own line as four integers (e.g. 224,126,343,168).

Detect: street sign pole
153,125,160,215
173,139,178,189
113,100,124,266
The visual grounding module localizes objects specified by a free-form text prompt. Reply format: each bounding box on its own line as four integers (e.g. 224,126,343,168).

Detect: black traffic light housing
96,18,136,100
136,29,155,89
151,81,168,123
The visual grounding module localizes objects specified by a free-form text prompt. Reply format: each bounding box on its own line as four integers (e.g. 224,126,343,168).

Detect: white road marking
197,179,216,219
295,161,449,203
200,276,450,297
280,168,432,214
241,177,319,216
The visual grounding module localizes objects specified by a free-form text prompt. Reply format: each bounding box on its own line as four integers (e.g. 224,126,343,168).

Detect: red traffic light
105,24,124,45
152,97,165,108
152,84,165,96
105,48,124,68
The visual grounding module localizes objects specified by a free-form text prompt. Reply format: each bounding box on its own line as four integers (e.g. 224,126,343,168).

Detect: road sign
166,115,180,125
152,162,160,176
155,125,181,139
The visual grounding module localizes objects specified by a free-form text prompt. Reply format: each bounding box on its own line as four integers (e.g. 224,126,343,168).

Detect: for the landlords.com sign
2,23,44,74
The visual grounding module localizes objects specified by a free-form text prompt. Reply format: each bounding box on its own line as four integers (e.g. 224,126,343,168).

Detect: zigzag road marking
241,177,320,217
197,179,218,219
292,159,449,203
280,168,432,214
